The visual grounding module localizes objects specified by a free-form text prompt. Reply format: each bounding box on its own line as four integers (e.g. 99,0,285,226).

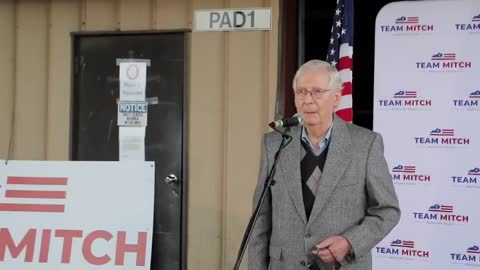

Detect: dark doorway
71,32,187,270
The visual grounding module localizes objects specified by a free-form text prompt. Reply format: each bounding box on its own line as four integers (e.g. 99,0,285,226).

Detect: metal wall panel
119,0,152,30
47,1,80,160
14,0,49,159
0,0,278,268
0,0,15,159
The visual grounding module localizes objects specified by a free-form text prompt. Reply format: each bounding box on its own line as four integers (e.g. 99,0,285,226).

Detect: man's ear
333,89,342,109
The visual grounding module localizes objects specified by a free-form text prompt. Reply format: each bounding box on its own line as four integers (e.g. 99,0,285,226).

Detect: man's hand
312,236,352,263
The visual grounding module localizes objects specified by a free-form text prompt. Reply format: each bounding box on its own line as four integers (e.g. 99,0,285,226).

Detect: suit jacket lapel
279,126,308,224
307,116,353,229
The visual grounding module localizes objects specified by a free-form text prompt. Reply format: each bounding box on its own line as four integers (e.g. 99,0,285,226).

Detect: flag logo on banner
380,16,433,33
415,128,470,146
452,90,480,109
378,90,432,109
452,167,479,187
469,90,480,98
393,91,417,98
468,168,480,176
375,239,430,259
392,165,416,173
392,164,431,184
0,176,67,213
395,16,419,24
428,204,453,213
468,246,480,254
431,52,456,61
327,0,353,122
413,204,469,224
417,52,471,70
391,239,415,248
455,15,480,31
430,128,454,136
450,246,480,265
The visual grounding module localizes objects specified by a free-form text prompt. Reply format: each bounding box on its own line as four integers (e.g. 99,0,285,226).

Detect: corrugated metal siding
0,1,278,269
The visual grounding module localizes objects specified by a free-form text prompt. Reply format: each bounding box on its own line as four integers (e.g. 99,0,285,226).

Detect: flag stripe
337,95,352,111
339,44,353,59
5,190,66,199
391,244,414,248
327,0,353,122
0,203,64,213
340,70,352,83
336,108,352,121
7,177,67,185
342,82,352,95
339,56,352,71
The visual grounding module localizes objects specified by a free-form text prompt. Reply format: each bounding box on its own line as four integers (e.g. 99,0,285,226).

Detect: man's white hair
292,59,343,92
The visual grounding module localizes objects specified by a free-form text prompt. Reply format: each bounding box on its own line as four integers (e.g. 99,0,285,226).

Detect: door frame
69,30,189,270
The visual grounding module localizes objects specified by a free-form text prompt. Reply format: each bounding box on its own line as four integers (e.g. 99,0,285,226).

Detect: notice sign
0,160,155,270
194,8,271,32
118,101,148,127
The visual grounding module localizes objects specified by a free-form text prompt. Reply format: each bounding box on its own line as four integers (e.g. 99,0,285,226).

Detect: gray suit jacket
248,116,400,270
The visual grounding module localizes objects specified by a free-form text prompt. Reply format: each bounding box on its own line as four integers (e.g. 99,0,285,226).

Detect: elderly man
249,60,400,270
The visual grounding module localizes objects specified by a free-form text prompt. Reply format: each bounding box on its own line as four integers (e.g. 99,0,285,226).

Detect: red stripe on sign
0,203,64,213
338,56,352,71
5,190,66,199
336,108,353,122
7,177,67,185
342,82,352,96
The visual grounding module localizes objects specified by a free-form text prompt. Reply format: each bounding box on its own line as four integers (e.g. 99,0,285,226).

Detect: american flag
327,0,354,122
469,90,480,98
0,176,67,213
467,246,480,254
430,128,454,136
392,165,416,174
468,168,480,176
393,91,417,98
431,53,456,61
428,204,453,213
391,239,415,249
395,16,419,24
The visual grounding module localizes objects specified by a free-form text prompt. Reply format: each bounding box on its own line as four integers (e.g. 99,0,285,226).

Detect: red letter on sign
0,228,36,262
55,230,83,263
39,229,52,263
82,230,113,265
115,231,147,266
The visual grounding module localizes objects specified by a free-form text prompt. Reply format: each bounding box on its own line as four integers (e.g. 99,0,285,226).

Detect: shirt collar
301,121,333,147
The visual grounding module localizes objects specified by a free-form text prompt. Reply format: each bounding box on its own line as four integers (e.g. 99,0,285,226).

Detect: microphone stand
233,127,292,270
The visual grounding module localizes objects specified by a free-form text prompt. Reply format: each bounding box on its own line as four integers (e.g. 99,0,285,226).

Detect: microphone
269,113,305,128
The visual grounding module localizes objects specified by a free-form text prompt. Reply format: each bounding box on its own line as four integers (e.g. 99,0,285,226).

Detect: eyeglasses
294,88,331,99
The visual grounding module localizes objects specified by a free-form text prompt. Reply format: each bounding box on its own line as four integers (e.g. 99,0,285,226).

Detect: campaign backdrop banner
0,160,155,270
373,1,480,269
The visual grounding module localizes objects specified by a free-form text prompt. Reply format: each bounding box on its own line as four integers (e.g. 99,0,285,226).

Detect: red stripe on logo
0,203,64,213
5,190,66,199
7,177,67,186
